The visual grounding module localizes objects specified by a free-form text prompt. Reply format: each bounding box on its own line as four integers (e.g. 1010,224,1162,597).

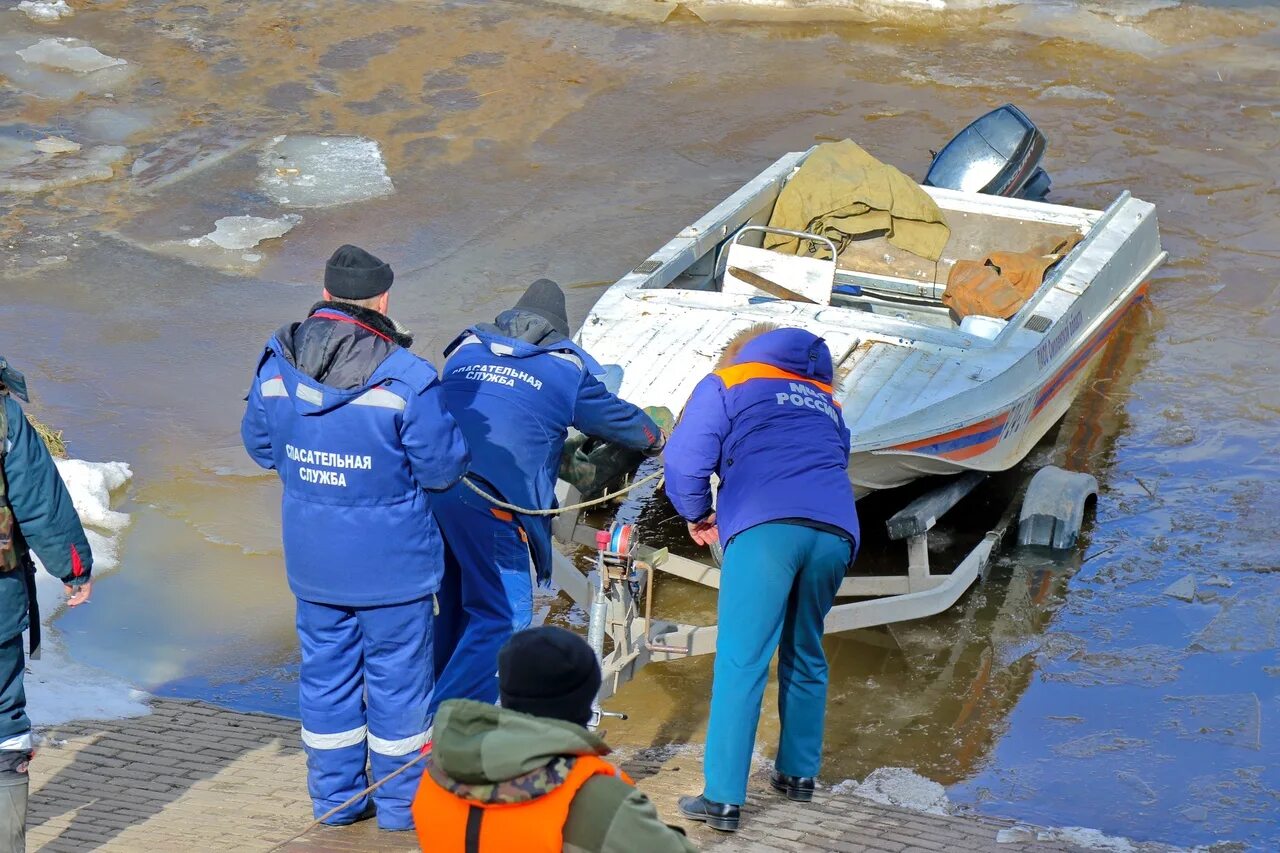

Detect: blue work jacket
663,327,860,550
241,326,470,606
440,320,661,581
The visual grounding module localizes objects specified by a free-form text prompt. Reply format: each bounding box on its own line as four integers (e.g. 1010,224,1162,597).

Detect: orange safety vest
412,755,633,852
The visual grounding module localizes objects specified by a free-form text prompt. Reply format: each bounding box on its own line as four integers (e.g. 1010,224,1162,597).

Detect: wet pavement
4,0,1280,849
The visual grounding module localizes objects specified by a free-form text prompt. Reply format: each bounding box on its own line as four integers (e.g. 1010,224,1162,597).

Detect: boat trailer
551,465,1098,704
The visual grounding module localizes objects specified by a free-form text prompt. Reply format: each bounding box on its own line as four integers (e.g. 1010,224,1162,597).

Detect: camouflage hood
427,699,611,805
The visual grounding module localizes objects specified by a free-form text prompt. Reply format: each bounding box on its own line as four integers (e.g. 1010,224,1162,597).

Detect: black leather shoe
770,770,815,802
678,794,740,831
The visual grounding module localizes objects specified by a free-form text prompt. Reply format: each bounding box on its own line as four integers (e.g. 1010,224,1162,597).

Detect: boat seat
722,225,836,304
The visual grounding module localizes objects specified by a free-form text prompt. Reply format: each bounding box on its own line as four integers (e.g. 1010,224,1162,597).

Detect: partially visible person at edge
429,280,663,714
412,625,698,852
240,246,470,831
0,356,94,852
662,325,860,832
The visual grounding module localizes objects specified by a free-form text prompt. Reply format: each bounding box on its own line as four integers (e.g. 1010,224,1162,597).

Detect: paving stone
24,698,1133,852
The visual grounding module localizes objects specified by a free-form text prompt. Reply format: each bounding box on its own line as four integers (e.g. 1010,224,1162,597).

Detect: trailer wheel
1017,465,1099,550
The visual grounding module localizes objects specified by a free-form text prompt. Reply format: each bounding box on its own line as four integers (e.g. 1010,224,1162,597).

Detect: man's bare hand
687,514,719,547
64,581,92,607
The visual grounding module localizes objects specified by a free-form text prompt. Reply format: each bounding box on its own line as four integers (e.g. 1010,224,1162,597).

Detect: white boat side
577,149,1166,496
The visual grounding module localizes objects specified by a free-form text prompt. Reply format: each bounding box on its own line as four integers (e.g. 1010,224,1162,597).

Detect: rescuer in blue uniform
0,356,94,850
241,246,470,832
663,326,860,833
430,279,663,713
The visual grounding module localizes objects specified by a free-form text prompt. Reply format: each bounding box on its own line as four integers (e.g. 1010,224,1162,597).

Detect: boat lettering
1036,312,1083,369
776,383,840,425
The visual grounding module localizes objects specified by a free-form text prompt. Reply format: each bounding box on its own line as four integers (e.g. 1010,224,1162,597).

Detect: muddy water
3,0,1279,847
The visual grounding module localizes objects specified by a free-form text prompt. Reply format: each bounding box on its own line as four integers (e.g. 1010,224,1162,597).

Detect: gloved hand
642,405,675,456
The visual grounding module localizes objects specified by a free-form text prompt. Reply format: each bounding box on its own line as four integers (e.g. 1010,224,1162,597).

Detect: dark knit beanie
324,244,393,300
498,626,601,727
513,278,570,338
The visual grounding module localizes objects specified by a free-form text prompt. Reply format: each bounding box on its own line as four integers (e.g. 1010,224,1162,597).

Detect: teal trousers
703,522,852,805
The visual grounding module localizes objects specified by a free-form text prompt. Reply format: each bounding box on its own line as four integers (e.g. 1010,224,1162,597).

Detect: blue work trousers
0,635,27,744
296,596,433,831
431,482,533,713
704,522,853,805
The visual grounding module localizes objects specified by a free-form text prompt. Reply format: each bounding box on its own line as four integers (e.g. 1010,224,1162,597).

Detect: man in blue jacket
0,356,94,850
663,325,859,832
241,246,470,831
431,279,663,713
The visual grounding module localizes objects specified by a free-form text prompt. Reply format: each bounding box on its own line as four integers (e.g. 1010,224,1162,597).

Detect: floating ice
33,135,80,155
76,106,158,144
26,458,149,726
0,144,128,194
0,34,131,100
1162,574,1196,602
260,135,395,208
832,767,951,815
17,0,73,21
194,214,301,251
996,825,1037,843
131,125,263,191
17,38,127,74
1194,592,1280,652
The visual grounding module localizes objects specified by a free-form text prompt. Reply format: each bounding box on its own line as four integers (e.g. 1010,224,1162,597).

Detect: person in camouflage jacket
413,627,697,852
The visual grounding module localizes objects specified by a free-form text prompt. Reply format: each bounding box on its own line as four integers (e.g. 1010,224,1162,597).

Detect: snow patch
832,767,951,815
53,459,132,532
16,0,73,22
260,135,395,208
17,38,127,74
27,459,149,726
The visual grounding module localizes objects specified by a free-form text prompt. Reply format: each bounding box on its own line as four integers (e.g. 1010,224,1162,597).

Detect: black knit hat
513,278,570,338
324,244,393,300
498,626,601,727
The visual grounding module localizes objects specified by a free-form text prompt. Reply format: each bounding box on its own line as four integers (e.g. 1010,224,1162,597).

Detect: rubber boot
0,750,31,853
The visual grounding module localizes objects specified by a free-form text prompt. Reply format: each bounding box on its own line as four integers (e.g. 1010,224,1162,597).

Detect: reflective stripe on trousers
296,596,434,832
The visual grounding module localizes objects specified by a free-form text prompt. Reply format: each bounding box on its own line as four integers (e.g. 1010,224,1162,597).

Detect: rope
460,470,664,516
269,748,432,850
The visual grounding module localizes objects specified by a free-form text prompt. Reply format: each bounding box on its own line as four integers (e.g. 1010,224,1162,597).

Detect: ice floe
194,214,302,251
17,38,126,74
130,125,263,191
33,135,80,155
260,135,395,208
27,459,149,726
0,140,128,194
16,0,74,21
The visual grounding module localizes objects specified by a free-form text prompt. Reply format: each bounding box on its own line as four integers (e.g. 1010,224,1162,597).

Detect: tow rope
459,470,664,516
269,747,432,850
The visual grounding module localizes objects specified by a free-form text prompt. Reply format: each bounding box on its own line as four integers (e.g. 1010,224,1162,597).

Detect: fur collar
309,301,414,349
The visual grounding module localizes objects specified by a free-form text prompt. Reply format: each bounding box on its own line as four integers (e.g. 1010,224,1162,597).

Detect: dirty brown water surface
3,0,1279,848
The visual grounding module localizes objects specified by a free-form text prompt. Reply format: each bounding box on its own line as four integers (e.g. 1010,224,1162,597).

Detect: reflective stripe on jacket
412,753,631,852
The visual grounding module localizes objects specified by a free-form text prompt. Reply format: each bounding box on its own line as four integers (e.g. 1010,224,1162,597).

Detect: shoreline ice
26,459,150,727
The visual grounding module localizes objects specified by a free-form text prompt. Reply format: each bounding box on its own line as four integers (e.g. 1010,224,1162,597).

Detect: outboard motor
924,104,1051,201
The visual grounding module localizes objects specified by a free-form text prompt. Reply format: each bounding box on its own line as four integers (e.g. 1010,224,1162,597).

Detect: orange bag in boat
943,235,1082,320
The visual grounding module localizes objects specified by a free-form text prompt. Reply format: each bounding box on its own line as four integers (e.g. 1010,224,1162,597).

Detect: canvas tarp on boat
765,140,950,261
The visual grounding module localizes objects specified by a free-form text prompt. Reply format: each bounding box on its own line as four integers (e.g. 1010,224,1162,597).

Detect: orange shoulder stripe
714,361,835,395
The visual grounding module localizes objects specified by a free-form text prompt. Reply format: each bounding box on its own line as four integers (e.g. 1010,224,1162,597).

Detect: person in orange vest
412,626,697,852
